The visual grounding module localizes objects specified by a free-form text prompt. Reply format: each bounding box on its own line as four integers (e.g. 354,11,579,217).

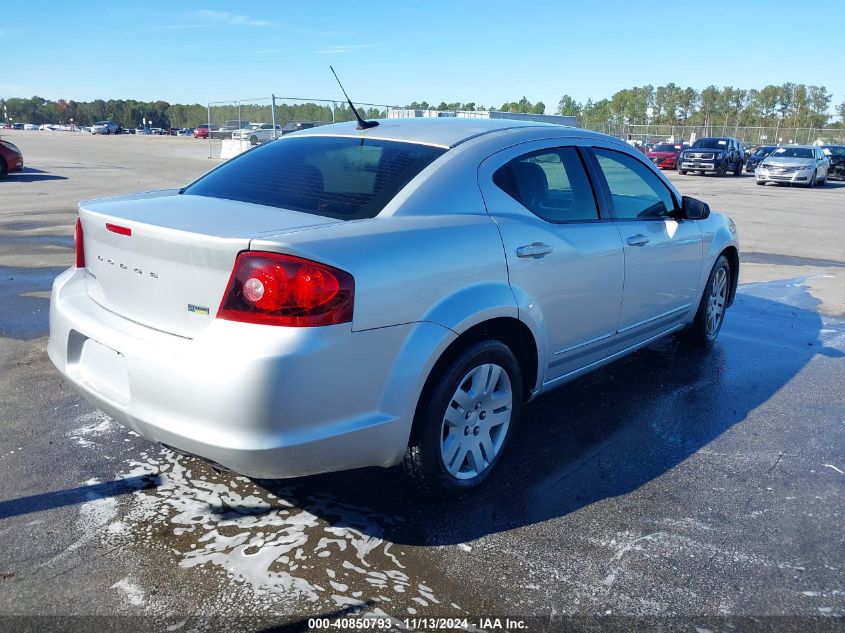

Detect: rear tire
0,157,7,178
402,340,522,497
681,255,731,349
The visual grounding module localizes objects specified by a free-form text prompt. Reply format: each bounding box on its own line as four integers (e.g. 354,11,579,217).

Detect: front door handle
626,234,650,247
516,242,553,258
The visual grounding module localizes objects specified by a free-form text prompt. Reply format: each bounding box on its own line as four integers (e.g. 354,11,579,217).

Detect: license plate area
68,335,130,406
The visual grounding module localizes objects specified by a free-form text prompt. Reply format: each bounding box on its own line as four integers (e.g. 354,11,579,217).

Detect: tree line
557,83,845,129
0,96,384,128
404,97,546,115
3,85,843,130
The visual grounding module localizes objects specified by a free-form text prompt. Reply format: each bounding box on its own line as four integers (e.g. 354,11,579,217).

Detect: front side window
183,136,446,220
493,147,598,222
593,148,676,220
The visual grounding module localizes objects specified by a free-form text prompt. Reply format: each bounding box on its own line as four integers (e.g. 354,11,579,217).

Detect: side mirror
681,196,710,220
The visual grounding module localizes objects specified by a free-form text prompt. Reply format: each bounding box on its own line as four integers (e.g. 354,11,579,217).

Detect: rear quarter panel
250,213,515,333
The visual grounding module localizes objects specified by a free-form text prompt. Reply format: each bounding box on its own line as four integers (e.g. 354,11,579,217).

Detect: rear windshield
182,136,447,220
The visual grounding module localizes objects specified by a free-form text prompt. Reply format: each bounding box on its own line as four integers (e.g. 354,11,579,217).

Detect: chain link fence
582,122,845,146
205,96,393,159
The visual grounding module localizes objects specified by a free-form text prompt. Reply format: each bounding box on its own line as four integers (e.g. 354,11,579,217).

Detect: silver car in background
755,144,830,187
48,119,739,495
91,120,120,135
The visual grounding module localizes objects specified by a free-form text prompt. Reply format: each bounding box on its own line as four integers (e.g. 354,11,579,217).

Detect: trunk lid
79,190,340,338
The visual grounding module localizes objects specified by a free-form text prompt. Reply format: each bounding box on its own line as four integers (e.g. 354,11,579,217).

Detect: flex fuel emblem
188,304,210,316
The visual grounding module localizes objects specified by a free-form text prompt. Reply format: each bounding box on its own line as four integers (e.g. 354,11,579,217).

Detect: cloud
192,9,276,28
314,43,383,55
253,48,281,55
156,9,277,30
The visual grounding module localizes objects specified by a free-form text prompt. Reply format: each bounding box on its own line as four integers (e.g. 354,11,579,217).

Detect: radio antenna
330,65,379,130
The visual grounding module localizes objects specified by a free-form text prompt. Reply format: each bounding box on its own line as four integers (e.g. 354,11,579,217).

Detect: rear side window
593,148,676,220
493,147,598,222
183,136,446,220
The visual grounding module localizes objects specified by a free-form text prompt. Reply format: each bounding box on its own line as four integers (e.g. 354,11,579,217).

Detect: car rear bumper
48,267,423,478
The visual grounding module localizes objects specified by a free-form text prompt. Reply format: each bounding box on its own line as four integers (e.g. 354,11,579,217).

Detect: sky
3,0,844,114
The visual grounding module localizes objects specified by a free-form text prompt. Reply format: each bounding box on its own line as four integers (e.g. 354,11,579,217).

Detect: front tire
250,135,258,146
681,255,731,349
402,340,522,497
734,160,742,176
716,163,727,177
0,157,8,179
807,170,817,188
678,169,687,175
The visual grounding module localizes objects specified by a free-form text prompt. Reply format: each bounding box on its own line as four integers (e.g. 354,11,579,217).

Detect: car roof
775,144,816,149
292,117,572,148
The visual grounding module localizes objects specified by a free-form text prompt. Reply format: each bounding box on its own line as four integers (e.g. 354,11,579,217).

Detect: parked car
193,124,215,139
232,123,282,145
281,121,321,135
48,119,739,495
822,146,845,181
755,145,830,187
91,121,120,135
744,145,777,172
0,139,24,177
23,123,40,131
12,123,24,130
678,137,744,176
176,128,193,137
646,142,683,170
212,120,251,139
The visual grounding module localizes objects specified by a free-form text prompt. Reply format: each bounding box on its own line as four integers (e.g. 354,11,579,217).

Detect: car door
478,140,625,383
585,145,703,350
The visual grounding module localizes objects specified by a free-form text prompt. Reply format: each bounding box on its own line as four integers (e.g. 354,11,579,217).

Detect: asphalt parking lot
0,131,843,632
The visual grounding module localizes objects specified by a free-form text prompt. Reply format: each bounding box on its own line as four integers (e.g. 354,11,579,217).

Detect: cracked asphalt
0,131,843,632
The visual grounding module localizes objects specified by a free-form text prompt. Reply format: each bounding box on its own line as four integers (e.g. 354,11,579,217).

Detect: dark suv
678,137,744,176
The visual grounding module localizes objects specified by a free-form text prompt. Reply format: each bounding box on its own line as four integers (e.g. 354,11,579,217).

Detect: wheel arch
407,316,539,447
720,245,739,307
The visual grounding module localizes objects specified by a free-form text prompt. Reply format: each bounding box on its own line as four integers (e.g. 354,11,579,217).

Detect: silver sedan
755,144,830,187
49,119,739,495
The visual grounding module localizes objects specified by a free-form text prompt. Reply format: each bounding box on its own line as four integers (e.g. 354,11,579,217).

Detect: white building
388,108,577,126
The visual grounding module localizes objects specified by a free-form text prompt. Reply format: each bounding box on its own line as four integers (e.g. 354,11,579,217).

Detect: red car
0,139,24,177
193,124,213,139
646,142,683,170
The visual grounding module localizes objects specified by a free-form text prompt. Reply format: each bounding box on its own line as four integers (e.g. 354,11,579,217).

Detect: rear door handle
626,234,650,247
516,242,553,258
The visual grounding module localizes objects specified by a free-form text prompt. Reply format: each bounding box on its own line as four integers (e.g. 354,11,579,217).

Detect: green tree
556,95,580,116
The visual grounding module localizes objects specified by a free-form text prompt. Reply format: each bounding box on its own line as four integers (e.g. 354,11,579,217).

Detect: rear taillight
74,218,85,268
217,252,354,327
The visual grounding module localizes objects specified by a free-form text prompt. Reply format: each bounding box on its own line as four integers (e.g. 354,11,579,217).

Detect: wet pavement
0,133,844,632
